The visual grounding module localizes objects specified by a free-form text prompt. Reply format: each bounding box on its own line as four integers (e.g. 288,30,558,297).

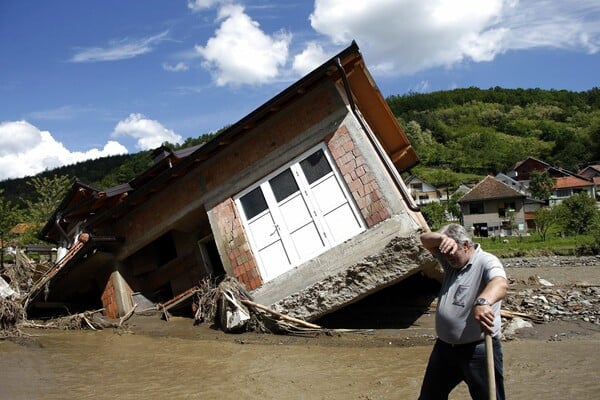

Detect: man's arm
473,276,509,334
420,231,458,255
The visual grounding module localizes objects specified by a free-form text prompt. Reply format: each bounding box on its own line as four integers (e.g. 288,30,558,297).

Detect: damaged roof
40,41,418,242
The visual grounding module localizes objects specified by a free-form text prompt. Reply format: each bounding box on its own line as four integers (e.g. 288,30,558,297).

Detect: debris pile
193,276,329,336
19,309,118,331
0,298,24,338
503,277,599,325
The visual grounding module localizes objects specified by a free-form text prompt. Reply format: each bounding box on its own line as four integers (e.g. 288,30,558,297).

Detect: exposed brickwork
212,198,262,290
101,276,118,319
201,83,340,192
100,271,134,319
326,125,391,227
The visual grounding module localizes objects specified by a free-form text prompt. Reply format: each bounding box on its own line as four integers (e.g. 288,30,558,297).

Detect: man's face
443,240,471,269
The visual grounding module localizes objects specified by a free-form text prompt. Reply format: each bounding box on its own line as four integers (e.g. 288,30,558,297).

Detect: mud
1,259,599,400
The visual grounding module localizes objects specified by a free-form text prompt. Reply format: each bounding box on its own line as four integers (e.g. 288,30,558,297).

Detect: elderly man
418,223,508,400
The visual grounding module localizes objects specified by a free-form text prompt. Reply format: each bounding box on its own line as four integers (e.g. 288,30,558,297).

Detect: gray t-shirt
434,244,506,344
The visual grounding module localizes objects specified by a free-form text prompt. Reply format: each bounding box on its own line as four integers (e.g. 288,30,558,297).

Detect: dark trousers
418,338,505,400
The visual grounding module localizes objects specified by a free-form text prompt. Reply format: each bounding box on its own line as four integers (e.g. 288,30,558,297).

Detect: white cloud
308,0,600,75
70,31,169,63
498,0,600,54
292,42,329,75
112,113,183,151
0,121,128,181
162,62,190,72
195,4,291,86
187,0,226,12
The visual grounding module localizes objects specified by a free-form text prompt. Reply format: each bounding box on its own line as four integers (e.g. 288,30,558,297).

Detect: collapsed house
30,42,438,323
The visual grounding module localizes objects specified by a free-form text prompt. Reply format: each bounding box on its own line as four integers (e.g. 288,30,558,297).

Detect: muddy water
2,316,599,400
0,326,430,400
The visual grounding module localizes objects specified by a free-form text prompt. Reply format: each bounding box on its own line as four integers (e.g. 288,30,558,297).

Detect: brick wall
213,199,262,290
101,275,118,319
327,125,390,227
201,83,340,192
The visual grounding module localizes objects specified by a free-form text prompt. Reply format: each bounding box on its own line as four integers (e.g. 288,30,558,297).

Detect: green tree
533,207,557,241
22,175,72,243
529,171,554,202
0,190,23,268
446,191,463,221
555,193,600,235
420,202,447,230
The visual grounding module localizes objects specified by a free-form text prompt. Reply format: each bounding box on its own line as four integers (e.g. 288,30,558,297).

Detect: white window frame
234,143,366,282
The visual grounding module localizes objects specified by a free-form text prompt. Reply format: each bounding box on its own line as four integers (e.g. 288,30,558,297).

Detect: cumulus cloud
162,62,190,72
308,0,600,75
0,121,127,181
112,113,183,150
195,4,291,86
70,31,169,63
292,42,329,75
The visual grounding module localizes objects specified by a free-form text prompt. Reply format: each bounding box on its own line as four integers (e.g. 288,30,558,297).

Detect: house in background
458,176,527,237
33,42,435,322
579,164,600,181
550,175,596,206
509,157,551,182
578,164,600,201
495,172,529,195
405,175,443,205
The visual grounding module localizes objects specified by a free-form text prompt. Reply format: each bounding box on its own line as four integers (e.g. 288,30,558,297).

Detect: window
498,201,516,218
236,145,365,282
239,187,268,220
410,183,423,191
469,202,484,214
555,189,571,198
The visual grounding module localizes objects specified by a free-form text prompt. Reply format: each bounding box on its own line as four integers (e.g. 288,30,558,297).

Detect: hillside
388,87,600,187
1,87,598,206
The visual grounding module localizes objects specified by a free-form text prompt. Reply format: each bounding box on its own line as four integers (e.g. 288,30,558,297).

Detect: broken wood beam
240,299,322,330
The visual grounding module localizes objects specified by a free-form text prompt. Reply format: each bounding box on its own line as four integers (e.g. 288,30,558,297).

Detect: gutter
334,58,420,212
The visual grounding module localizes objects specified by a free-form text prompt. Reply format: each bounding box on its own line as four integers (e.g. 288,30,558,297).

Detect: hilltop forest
388,87,600,187
0,87,599,245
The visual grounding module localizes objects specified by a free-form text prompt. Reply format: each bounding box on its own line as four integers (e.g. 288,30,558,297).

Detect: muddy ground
1,256,599,399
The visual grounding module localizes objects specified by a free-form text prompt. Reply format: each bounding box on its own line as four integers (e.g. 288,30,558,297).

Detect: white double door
237,146,364,282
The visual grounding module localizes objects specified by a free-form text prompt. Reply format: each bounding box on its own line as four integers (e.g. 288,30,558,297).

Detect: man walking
418,223,508,400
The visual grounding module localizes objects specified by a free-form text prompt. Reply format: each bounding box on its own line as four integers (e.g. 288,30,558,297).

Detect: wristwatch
473,297,490,306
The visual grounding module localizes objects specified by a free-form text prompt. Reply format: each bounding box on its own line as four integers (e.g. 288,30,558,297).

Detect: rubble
502,255,600,268
498,255,600,335
506,284,599,324
0,298,24,338
503,278,599,326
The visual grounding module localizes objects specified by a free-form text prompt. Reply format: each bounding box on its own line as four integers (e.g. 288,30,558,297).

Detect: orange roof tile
553,176,593,189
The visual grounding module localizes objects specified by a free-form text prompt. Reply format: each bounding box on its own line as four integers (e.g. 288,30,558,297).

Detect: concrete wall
461,199,526,235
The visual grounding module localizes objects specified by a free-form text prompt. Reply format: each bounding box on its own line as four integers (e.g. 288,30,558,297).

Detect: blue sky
1,0,599,181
